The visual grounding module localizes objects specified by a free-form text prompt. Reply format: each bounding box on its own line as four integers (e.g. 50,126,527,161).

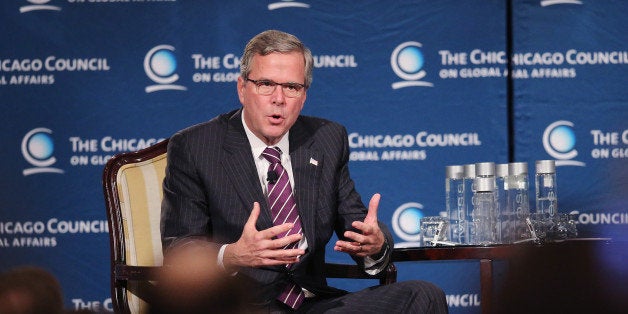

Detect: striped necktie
262,147,305,309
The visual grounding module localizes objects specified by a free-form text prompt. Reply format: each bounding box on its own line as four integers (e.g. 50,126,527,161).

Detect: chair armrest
324,262,397,285
115,264,162,281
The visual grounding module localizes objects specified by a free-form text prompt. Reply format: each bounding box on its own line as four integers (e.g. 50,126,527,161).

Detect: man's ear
237,76,246,104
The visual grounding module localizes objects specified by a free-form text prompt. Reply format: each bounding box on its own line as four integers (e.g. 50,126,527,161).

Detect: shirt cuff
217,244,237,276
363,240,390,275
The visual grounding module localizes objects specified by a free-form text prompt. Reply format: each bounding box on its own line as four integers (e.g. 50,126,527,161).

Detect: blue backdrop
1,1,626,312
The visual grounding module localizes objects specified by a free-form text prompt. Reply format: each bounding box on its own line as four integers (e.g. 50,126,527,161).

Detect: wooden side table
391,239,616,314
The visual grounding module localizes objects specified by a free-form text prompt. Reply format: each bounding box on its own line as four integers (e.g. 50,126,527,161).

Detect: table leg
480,259,493,314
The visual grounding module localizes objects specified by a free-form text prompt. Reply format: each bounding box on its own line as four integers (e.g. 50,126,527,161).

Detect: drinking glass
420,216,449,246
567,213,579,238
550,213,570,240
529,212,551,242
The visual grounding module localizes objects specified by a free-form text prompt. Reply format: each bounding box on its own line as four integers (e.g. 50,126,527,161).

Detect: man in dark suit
161,29,447,313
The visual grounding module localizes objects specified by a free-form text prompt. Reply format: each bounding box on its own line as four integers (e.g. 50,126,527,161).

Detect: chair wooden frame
103,139,169,313
103,138,396,313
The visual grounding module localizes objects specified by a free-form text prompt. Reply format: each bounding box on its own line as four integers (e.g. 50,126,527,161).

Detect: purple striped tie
262,147,305,309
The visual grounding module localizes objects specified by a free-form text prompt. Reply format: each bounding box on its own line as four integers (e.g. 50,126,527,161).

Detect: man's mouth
269,114,283,122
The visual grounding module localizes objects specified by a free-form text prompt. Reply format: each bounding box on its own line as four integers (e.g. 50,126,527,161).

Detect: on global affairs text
0,75,55,85
0,237,57,248
350,150,427,161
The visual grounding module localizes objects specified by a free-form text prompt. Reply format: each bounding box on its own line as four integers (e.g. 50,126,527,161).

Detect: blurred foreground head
151,241,254,314
0,266,64,314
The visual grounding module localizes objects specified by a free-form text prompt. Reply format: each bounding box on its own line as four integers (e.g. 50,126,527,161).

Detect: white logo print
542,120,585,167
22,128,64,176
268,0,310,10
144,45,187,93
391,202,424,246
391,42,433,89
19,0,61,13
540,0,583,7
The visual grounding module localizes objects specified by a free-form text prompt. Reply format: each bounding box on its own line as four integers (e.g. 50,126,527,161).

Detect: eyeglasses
245,78,306,98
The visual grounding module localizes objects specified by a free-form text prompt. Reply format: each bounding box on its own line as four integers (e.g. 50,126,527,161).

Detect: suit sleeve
332,126,394,271
160,131,216,252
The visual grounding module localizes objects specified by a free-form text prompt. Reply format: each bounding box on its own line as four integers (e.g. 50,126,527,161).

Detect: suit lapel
290,119,321,251
221,110,274,231
220,112,320,244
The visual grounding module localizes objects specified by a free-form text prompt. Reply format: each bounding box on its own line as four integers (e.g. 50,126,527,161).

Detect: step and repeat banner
1,0,626,312
512,1,627,242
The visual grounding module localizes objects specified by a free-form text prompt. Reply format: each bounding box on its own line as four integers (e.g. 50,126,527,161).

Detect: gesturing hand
334,193,386,257
223,202,305,270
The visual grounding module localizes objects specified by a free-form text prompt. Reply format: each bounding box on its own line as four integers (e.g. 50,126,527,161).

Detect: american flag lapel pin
309,157,318,166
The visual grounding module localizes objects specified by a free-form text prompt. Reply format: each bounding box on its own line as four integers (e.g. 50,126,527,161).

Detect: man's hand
334,193,386,257
223,202,305,270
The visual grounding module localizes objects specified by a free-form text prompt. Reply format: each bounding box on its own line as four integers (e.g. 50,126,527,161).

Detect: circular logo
398,46,424,74
144,45,180,85
28,133,54,160
548,125,576,153
391,202,424,242
22,128,57,167
150,50,177,77
391,42,427,81
543,120,578,160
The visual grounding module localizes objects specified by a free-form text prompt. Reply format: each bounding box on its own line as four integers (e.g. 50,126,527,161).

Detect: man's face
238,52,307,146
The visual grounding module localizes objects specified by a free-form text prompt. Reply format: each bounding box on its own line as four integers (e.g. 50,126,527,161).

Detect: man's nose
271,86,285,105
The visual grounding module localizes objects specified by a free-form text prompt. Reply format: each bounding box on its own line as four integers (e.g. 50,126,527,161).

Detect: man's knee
397,280,444,295
395,280,448,313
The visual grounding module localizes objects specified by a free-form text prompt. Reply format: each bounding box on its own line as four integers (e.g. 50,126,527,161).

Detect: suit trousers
261,280,448,314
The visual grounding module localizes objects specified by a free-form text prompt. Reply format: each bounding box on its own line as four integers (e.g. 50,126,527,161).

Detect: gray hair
240,30,313,88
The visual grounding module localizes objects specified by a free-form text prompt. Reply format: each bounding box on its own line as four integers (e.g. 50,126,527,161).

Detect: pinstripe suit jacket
161,108,393,303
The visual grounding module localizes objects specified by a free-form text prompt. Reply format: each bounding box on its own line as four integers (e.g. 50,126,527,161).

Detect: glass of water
420,216,449,246
529,212,551,242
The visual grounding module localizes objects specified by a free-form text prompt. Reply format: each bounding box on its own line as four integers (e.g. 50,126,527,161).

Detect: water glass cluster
438,160,578,246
